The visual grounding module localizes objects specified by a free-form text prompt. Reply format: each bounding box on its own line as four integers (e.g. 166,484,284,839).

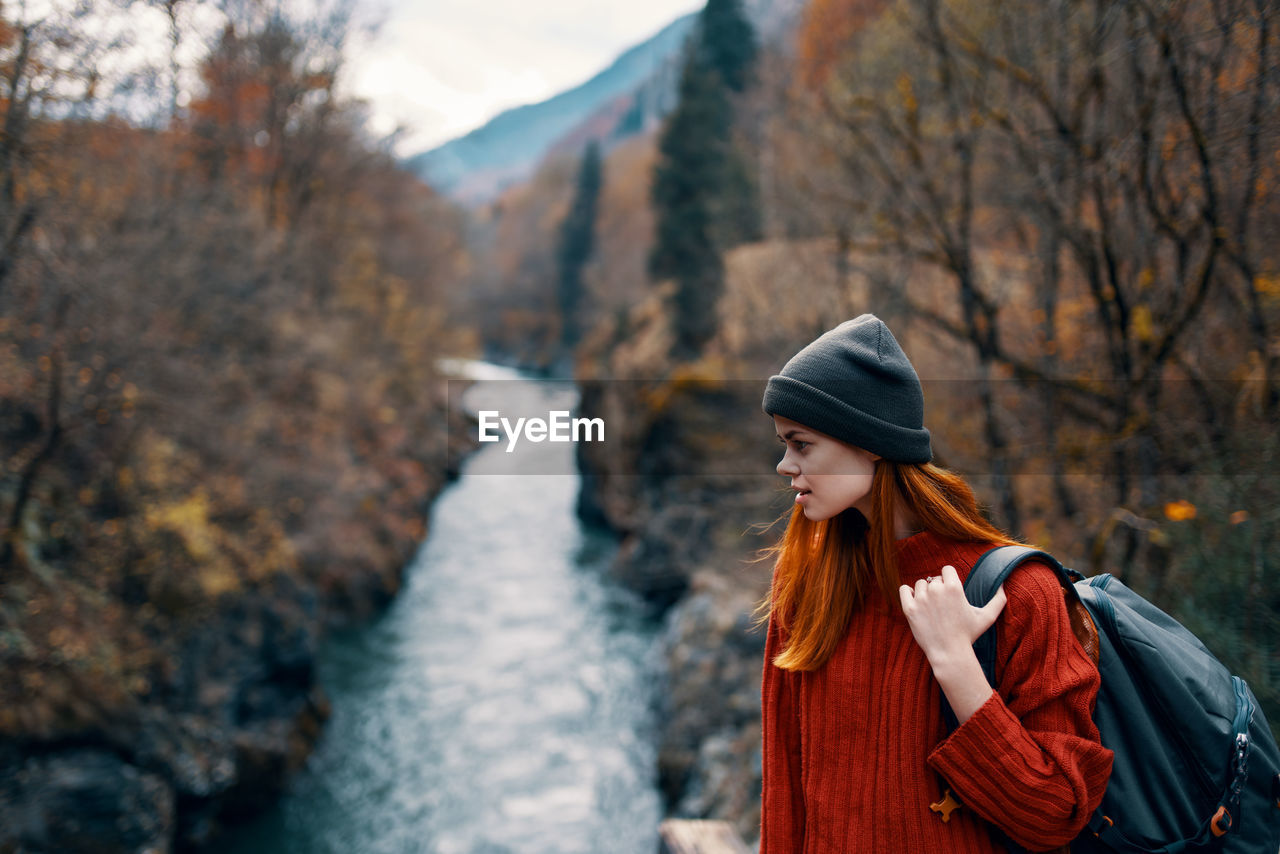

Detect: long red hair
761,461,1018,672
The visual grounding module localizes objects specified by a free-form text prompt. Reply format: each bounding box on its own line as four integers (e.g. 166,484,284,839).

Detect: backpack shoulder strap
940,547,1096,854
964,545,1072,607
962,546,1076,691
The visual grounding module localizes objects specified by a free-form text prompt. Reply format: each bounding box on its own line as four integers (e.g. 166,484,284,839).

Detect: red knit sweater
760,530,1114,853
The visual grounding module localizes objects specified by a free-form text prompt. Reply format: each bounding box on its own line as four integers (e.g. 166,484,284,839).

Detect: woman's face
773,415,879,522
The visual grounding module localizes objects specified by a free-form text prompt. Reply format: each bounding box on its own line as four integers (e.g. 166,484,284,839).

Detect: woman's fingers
898,584,915,612
900,566,1007,648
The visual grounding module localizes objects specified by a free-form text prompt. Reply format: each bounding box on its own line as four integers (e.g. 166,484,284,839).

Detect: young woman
758,315,1112,853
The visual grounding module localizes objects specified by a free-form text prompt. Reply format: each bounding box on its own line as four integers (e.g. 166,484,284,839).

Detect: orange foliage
796,0,891,91
0,0,472,760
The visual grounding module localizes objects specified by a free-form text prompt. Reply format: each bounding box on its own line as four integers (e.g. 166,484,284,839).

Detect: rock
674,726,763,844
655,571,766,826
0,750,175,854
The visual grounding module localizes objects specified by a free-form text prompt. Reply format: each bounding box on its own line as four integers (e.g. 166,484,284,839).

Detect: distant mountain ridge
407,0,805,204
406,14,697,204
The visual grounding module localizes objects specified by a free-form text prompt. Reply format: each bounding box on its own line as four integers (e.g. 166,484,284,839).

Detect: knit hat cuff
763,375,933,463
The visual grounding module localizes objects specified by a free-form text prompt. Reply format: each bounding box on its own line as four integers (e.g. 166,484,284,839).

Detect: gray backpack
957,546,1280,853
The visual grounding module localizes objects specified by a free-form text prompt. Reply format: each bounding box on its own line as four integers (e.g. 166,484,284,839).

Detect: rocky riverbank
573,295,800,846
0,380,477,854
578,405,778,845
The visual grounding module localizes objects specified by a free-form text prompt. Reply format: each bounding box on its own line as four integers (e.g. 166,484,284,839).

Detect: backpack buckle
1211,806,1233,837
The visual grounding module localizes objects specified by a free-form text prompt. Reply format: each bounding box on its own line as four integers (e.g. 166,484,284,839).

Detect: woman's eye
792,441,810,451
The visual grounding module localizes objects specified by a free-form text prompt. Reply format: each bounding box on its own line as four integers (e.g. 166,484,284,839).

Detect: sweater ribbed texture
760,530,1114,853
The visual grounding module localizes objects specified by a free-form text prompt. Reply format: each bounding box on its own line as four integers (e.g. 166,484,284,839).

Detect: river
226,364,663,854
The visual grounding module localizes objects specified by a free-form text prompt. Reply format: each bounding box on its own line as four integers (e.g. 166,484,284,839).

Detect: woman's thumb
976,585,1008,633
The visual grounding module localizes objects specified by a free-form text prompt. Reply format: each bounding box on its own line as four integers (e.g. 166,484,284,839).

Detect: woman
758,315,1112,853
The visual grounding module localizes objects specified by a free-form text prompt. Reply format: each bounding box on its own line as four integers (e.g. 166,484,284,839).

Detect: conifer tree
649,0,761,359
697,0,757,93
555,141,602,367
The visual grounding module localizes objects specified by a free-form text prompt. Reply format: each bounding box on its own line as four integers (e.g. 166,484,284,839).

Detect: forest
0,0,473,847
2,0,1277,849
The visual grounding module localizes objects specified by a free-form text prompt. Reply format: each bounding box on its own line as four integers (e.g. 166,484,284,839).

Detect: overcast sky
344,0,704,155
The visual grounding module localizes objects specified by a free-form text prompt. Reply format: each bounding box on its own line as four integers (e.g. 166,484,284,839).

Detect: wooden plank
658,819,752,854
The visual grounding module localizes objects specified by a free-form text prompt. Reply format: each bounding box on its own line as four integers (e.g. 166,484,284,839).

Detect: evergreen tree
649,0,761,359
698,0,757,93
555,141,603,367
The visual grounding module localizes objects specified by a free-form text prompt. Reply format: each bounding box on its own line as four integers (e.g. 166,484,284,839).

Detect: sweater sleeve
760,611,805,854
927,560,1114,851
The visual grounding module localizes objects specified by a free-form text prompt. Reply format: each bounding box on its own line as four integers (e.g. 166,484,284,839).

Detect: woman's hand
899,564,1008,723
899,564,1007,665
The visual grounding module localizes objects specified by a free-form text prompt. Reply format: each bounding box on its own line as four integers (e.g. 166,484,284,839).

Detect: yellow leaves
1132,304,1155,343
140,486,296,596
1163,500,1197,521
198,565,241,598
1254,273,1280,296
642,363,728,416
897,73,918,115
145,490,219,562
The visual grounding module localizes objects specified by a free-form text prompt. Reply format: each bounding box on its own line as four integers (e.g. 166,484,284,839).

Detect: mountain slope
406,14,697,203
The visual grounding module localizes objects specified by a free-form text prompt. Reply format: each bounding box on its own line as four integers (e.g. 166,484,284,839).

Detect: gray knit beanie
762,314,932,463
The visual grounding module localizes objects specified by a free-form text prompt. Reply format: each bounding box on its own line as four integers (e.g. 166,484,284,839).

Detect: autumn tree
0,0,151,570
804,0,1279,529
796,0,1280,723
186,2,349,232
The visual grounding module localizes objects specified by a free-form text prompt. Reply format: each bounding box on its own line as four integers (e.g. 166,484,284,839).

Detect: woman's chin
800,505,831,522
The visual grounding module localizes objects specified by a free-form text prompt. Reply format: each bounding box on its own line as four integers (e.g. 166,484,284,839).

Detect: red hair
761,461,1018,672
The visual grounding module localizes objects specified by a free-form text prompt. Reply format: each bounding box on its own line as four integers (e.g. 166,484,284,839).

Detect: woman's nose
777,452,798,477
